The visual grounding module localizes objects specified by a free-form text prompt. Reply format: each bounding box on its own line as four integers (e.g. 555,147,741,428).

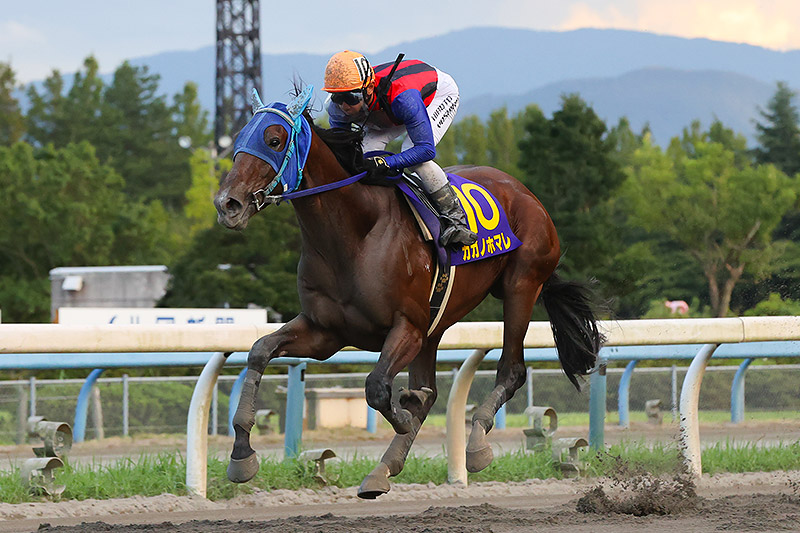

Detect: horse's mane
290,79,366,176
305,112,366,176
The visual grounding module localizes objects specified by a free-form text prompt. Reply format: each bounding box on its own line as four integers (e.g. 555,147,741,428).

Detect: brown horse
214,88,602,499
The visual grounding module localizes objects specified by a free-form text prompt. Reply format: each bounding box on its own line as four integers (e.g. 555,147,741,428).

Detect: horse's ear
287,85,314,120
252,88,266,114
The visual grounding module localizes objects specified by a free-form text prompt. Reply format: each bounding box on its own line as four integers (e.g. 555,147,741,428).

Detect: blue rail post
618,360,638,428
284,363,306,458
74,368,105,442
366,406,377,433
228,368,248,436
589,358,607,450
495,404,507,429
731,358,753,424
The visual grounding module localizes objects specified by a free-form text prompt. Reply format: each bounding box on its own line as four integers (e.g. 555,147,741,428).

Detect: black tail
540,272,605,390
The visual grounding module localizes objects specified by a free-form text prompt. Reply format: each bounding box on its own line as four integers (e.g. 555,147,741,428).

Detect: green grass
3,440,799,503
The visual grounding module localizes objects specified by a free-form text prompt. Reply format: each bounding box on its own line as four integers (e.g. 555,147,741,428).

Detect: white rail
2,316,799,494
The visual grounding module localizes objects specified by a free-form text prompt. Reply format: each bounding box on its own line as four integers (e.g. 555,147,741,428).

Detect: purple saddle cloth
397,173,523,267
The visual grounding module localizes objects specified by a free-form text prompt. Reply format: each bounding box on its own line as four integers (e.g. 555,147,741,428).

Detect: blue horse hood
233,101,313,193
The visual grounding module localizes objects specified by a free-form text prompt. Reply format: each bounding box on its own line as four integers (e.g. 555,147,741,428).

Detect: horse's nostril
225,197,243,215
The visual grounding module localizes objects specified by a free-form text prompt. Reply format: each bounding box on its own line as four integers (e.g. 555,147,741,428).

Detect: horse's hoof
357,462,391,499
227,452,259,483
466,444,494,473
357,473,391,499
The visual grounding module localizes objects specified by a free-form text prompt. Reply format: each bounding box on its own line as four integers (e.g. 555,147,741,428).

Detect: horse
213,86,603,499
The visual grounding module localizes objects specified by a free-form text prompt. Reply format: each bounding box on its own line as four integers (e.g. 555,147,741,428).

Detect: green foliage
0,142,174,321
486,107,520,175
743,292,800,316
160,204,302,319
25,58,198,211
453,115,488,165
753,81,800,177
641,297,709,318
516,95,626,277
623,122,799,317
0,62,24,145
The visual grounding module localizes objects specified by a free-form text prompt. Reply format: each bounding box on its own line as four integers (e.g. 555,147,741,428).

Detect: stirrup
440,220,478,247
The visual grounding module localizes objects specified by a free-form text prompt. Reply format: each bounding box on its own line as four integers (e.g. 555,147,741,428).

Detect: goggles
331,90,364,106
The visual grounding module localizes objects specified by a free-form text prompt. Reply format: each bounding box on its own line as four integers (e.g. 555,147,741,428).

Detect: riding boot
429,184,479,247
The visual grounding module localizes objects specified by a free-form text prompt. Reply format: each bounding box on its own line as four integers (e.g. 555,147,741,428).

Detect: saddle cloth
397,172,523,268
395,172,523,334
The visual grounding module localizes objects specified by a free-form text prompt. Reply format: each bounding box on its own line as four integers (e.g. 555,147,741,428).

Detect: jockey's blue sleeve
326,99,352,130
383,90,436,169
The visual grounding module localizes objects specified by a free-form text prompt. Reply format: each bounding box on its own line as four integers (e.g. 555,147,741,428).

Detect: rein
252,171,368,208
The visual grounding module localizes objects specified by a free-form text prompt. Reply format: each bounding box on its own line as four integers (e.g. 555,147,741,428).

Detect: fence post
446,349,489,486
211,382,218,435
15,383,27,444
588,357,607,450
186,351,230,498
122,374,129,437
29,376,36,418
526,366,534,426
671,364,678,422
495,404,506,429
366,406,377,433
618,360,638,428
74,369,105,442
679,343,719,480
91,384,104,440
730,358,753,424
228,368,248,436
284,363,306,459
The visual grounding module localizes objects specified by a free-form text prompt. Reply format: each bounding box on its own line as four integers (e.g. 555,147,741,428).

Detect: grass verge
1,440,798,503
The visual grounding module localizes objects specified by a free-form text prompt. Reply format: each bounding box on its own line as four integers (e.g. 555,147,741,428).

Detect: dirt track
1,471,798,532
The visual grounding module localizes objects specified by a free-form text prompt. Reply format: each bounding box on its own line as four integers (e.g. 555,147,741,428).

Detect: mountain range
86,28,800,145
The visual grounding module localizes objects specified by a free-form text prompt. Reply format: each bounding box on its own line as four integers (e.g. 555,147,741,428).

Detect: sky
2,0,799,84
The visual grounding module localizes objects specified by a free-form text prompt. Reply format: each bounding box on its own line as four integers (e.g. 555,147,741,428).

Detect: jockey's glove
364,156,391,177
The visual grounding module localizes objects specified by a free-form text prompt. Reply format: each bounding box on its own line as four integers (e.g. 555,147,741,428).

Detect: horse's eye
268,138,281,149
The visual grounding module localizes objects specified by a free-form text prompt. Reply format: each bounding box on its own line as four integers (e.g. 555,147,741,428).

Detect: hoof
227,452,259,483
357,463,391,499
466,444,494,473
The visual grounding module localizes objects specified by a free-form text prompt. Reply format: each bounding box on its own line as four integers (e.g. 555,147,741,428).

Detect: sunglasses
331,90,364,106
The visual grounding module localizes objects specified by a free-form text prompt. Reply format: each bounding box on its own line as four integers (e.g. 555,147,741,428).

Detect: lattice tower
215,0,262,152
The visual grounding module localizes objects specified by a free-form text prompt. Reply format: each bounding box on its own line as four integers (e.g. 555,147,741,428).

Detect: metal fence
0,364,797,443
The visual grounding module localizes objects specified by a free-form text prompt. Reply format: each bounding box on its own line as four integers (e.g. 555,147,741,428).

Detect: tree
0,63,24,145
0,142,174,321
486,107,519,175
173,82,212,148
624,128,798,317
753,82,800,177
452,115,488,165
516,95,626,276
99,61,192,209
160,205,303,319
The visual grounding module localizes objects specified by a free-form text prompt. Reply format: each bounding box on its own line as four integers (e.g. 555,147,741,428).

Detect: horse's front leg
363,314,425,435
227,314,342,483
358,339,439,499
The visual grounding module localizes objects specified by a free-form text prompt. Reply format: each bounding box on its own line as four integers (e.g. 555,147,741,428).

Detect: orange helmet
322,50,374,92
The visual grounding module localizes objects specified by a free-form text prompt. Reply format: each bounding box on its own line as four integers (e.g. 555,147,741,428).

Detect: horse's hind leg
228,314,342,483
358,338,439,499
466,284,541,473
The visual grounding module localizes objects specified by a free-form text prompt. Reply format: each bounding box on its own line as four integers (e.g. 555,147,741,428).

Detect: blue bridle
233,86,314,210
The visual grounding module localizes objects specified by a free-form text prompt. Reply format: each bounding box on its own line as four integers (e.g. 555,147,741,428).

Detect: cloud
0,21,46,46
560,0,800,50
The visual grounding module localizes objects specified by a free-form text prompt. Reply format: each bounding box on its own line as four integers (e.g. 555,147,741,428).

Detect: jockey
322,50,478,247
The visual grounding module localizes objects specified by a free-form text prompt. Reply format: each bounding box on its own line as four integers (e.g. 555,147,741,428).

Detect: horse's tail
539,272,605,390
